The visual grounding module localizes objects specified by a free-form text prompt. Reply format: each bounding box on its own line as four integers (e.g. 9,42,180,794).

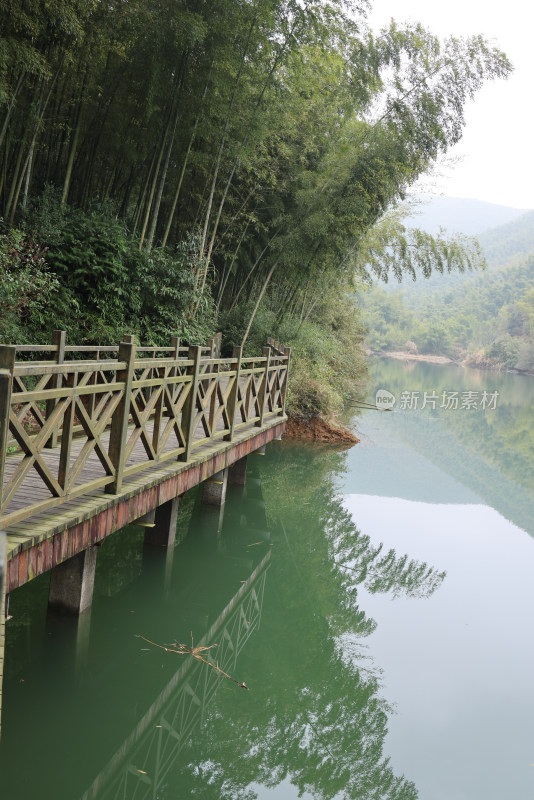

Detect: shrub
219,293,368,419
0,226,58,342
24,191,215,345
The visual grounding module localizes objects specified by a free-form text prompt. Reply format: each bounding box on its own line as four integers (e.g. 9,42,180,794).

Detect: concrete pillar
257,444,266,455
142,498,179,595
144,497,179,548
0,532,5,739
48,546,98,615
228,455,248,486
75,608,93,674
202,468,228,506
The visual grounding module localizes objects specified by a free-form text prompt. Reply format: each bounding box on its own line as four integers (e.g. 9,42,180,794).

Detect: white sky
367,1,534,209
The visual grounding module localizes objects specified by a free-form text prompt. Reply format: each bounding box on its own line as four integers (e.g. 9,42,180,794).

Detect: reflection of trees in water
367,359,534,535
325,489,446,604
167,445,445,800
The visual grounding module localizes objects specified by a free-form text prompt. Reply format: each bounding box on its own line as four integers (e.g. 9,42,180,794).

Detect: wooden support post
0,346,15,518
58,371,76,490
280,345,291,416
224,346,242,442
228,455,248,486
208,358,219,434
180,345,202,462
144,496,179,548
206,336,215,359
256,346,271,427
202,468,228,506
171,335,180,363
45,329,66,448
87,343,100,420
0,531,6,740
48,546,98,615
106,340,135,494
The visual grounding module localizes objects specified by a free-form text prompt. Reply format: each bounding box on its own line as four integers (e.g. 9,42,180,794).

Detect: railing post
0,347,16,518
179,345,202,462
256,346,271,427
280,345,291,416
209,356,219,433
206,336,215,359
224,346,242,442
106,340,136,494
57,371,77,491
45,329,66,448
170,335,181,389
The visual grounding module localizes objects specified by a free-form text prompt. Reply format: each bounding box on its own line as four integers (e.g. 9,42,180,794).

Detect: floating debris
136,634,248,689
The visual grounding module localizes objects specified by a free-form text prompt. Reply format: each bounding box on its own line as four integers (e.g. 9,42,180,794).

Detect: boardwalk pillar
202,468,228,506
48,547,98,615
0,531,6,739
228,456,248,486
144,497,179,548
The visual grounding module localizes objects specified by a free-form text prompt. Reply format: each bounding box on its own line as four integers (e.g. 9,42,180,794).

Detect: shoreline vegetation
368,349,534,377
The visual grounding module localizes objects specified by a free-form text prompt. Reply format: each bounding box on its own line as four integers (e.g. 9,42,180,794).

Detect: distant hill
408,196,529,236
479,210,534,267
385,204,534,298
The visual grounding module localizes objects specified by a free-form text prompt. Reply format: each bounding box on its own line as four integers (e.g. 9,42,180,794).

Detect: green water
0,359,533,799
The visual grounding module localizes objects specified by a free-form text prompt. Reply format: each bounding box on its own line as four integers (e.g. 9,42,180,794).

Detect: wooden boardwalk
0,334,290,592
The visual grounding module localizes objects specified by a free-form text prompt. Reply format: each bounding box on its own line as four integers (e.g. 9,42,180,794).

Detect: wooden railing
0,332,289,528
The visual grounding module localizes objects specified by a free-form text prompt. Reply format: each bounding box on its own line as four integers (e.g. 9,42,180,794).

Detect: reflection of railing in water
80,550,270,800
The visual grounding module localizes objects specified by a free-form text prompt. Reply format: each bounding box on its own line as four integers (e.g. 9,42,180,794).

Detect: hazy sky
367,1,534,209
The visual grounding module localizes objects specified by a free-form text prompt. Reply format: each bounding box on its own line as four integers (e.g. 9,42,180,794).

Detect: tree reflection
165,444,445,800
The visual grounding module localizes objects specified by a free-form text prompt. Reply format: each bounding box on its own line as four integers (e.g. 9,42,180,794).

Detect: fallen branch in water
136,634,249,689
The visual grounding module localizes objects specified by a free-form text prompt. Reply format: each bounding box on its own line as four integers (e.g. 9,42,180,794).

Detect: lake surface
0,358,533,799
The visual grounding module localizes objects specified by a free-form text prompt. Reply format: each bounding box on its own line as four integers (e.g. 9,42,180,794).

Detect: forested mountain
479,211,534,266
0,0,511,415
360,210,534,372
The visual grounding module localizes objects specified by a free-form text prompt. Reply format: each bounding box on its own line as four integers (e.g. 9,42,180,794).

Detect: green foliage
0,226,58,342
0,1,513,410
220,291,368,419
485,335,521,369
135,237,215,345
23,193,215,344
360,243,534,370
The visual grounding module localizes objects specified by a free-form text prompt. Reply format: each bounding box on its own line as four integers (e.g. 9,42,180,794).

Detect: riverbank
370,350,456,365
372,349,534,377
285,416,359,445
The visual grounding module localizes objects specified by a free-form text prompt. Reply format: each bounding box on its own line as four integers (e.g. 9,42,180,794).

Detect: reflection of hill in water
344,437,480,505
352,360,534,537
